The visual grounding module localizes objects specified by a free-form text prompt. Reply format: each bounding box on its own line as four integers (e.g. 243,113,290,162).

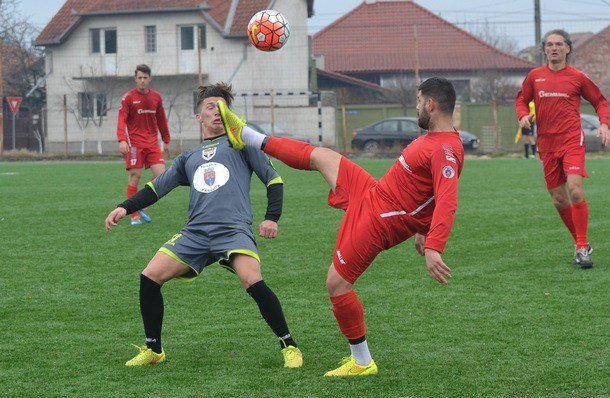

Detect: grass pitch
0,158,608,397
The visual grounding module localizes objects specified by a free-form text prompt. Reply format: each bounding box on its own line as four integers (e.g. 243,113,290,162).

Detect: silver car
581,114,605,152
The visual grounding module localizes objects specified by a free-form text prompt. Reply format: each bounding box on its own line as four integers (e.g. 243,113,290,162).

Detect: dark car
581,114,605,152
351,117,480,152
248,121,313,144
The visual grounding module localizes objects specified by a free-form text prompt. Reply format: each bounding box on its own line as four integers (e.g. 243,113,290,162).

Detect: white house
35,0,336,153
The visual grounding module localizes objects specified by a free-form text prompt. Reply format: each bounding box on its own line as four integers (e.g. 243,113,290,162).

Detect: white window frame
90,28,117,54
145,25,156,53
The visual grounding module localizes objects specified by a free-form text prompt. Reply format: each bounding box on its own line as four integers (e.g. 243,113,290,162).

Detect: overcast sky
19,0,610,49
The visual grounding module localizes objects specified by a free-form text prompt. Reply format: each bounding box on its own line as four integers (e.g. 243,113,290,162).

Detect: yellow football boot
125,344,166,366
281,345,303,368
217,100,247,150
323,356,378,377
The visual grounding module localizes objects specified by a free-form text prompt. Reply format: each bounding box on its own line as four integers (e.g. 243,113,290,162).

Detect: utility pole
197,25,203,87
413,25,421,134
534,0,542,65
197,25,204,143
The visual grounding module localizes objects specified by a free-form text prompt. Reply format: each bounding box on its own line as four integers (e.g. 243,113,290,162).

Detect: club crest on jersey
193,162,230,193
202,146,217,161
443,165,455,179
204,167,215,186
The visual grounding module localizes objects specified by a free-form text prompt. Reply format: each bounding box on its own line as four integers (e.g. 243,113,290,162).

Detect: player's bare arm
414,233,426,256
424,249,452,284
596,123,610,147
105,207,127,231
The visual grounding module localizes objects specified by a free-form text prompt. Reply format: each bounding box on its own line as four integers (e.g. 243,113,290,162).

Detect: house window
91,28,117,54
198,25,206,49
91,29,101,53
181,25,206,50
181,26,194,50
145,26,156,53
79,92,108,118
104,29,117,54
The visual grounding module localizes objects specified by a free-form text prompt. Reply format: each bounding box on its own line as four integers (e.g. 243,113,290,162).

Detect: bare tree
470,69,520,103
1,0,46,151
62,66,125,154
470,20,519,55
163,76,197,152
382,75,417,115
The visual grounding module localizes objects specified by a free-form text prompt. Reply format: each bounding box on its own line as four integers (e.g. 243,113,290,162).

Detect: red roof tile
312,1,534,74
36,0,314,45
226,0,271,37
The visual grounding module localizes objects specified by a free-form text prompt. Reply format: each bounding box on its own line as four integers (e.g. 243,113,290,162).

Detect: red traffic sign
7,97,23,116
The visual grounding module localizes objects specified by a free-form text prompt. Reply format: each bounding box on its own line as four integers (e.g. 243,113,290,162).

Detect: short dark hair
135,64,151,76
541,29,572,61
197,82,235,108
418,77,456,114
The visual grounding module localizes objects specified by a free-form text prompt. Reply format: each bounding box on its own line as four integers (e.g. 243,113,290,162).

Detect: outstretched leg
218,100,342,191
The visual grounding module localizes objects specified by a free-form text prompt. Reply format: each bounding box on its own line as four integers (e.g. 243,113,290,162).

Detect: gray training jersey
149,135,282,229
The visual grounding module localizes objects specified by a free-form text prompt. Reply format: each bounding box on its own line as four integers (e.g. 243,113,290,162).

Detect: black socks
246,280,297,348
140,274,164,354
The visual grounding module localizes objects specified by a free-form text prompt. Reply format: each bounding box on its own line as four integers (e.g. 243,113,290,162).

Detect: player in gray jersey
104,83,302,368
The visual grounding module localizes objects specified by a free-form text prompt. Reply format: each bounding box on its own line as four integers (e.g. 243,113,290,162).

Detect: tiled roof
572,26,610,94
36,0,314,45
312,1,534,74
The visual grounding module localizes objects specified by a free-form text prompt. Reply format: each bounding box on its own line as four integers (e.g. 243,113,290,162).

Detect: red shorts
328,157,418,284
124,145,165,170
539,143,588,190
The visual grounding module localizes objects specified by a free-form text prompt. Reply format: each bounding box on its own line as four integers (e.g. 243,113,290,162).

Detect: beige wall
43,1,322,153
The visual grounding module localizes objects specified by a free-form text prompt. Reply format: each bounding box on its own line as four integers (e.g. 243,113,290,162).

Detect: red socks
127,185,138,219
263,137,314,170
571,200,589,248
557,205,577,243
330,290,366,340
127,184,138,198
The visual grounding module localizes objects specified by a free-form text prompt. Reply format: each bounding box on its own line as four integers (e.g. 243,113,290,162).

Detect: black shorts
522,123,535,136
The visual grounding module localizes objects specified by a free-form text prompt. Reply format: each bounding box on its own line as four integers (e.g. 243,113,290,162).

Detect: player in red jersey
219,77,464,376
516,29,609,269
117,64,171,225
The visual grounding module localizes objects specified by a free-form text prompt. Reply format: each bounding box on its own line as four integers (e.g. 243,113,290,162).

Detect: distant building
35,0,327,153
572,26,610,98
312,0,534,103
518,31,594,63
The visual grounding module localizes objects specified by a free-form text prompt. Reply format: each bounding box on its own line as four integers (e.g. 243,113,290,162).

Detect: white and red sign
7,97,22,116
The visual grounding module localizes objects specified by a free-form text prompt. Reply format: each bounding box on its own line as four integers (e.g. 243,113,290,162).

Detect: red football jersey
375,131,464,253
116,89,170,148
516,65,609,151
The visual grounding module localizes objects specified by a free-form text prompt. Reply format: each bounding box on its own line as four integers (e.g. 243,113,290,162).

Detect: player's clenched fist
105,207,127,231
259,220,278,239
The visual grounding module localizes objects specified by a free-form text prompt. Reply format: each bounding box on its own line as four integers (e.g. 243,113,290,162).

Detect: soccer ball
247,10,290,52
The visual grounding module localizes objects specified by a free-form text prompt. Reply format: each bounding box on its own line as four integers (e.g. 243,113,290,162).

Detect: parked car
248,121,313,144
351,117,480,152
581,114,605,151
